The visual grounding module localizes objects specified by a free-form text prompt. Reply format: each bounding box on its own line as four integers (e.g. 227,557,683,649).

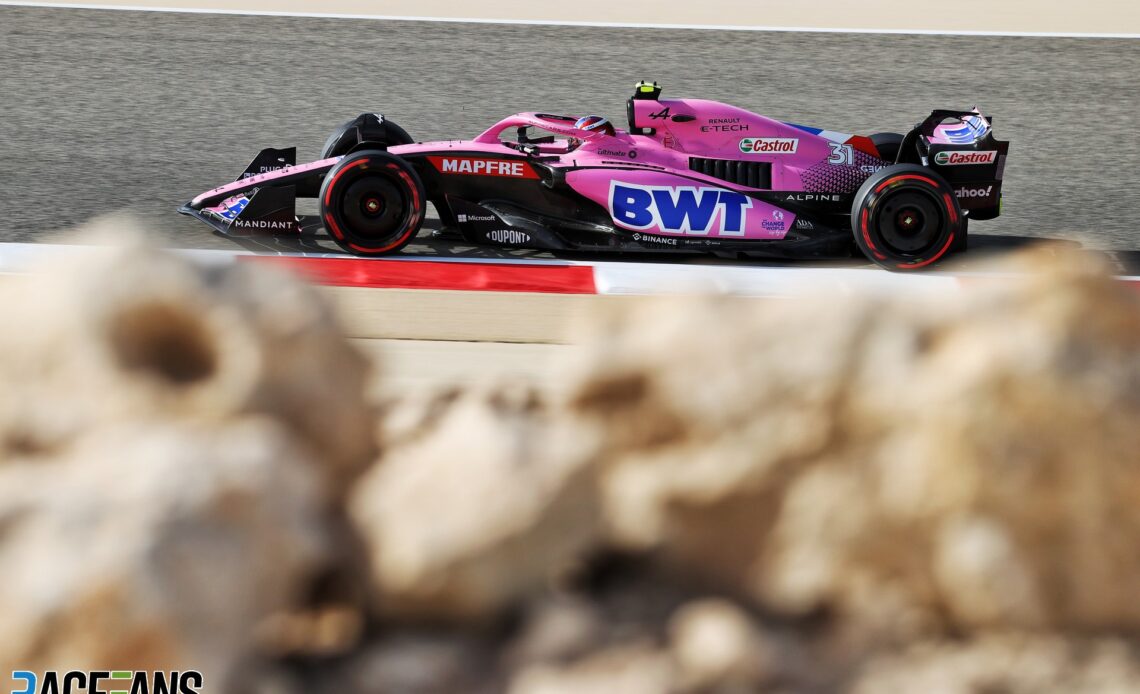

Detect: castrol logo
739,137,799,155
934,150,998,166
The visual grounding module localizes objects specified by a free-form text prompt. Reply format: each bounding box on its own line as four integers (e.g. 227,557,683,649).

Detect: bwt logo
609,182,752,236
10,670,203,694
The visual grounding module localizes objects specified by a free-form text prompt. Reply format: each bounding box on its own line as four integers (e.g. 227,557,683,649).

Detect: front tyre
320,150,426,256
851,164,962,271
321,113,414,159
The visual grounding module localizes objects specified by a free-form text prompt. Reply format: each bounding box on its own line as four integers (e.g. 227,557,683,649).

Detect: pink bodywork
393,103,887,240
197,99,895,240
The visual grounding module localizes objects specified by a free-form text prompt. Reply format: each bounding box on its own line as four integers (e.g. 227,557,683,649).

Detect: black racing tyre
952,215,969,253
321,113,414,159
851,164,962,271
869,132,904,163
320,150,426,256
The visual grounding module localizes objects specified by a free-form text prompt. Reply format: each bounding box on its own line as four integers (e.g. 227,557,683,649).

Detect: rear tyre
321,113,414,159
851,164,962,271
952,216,969,253
870,132,904,163
320,150,426,256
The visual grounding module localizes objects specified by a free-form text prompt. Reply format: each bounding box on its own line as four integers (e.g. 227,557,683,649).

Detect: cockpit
500,123,585,156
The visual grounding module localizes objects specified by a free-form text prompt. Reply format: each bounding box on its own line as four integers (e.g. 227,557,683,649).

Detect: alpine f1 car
179,81,1009,270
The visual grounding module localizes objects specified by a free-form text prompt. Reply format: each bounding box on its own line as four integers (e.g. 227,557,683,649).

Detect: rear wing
895,109,1007,163
896,109,1010,220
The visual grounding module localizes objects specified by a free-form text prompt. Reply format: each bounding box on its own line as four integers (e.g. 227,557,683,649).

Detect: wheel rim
875,188,945,255
339,175,407,242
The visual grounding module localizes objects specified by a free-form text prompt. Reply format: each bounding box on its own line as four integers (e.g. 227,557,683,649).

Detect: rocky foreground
1,235,1138,693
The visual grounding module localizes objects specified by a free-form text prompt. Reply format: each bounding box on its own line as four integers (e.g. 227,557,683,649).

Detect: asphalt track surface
2,6,1139,270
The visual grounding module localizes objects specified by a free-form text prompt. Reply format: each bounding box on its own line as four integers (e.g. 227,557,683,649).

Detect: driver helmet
575,115,615,136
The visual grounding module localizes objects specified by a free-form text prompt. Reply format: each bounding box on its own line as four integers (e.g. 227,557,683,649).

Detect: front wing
178,148,339,237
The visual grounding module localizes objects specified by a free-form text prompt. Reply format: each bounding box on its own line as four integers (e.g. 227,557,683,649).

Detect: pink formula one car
179,81,1009,270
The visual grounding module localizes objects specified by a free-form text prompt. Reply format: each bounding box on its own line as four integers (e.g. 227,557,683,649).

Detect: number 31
828,142,854,165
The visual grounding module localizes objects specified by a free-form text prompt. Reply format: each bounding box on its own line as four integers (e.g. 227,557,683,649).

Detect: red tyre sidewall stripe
324,158,425,254
943,193,959,224
860,208,886,260
874,174,939,194
324,159,367,207
898,234,956,270
868,173,957,269
325,212,345,240
323,159,370,242
345,165,423,255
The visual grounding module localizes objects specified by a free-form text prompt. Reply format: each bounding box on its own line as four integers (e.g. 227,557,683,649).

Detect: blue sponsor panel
202,195,251,224
219,196,250,220
609,182,753,236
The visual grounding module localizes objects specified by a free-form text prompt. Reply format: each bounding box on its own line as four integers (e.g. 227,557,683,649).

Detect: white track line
0,241,586,267
3,243,1138,299
1,1,1137,39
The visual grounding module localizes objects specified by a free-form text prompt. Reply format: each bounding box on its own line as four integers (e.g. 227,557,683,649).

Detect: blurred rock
0,231,376,687
509,643,675,694
5,231,1140,693
339,631,495,694
217,261,377,494
504,597,604,668
567,292,861,591
567,248,1140,636
349,383,603,620
255,604,365,658
852,632,1140,694
0,420,331,685
668,599,777,690
0,230,376,493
